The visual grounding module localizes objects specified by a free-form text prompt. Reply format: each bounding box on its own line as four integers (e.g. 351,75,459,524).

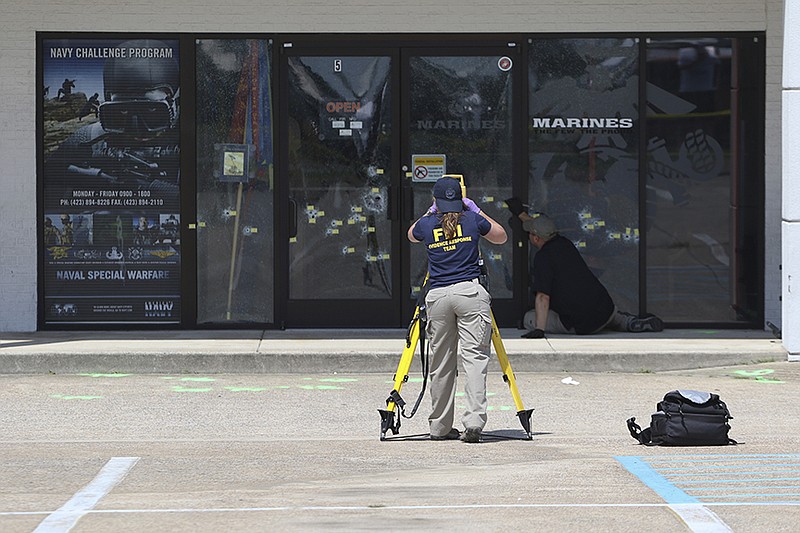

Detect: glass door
401,48,520,323
280,43,523,327
281,49,400,326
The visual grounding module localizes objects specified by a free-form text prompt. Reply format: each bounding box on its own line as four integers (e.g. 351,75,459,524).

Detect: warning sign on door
411,154,446,183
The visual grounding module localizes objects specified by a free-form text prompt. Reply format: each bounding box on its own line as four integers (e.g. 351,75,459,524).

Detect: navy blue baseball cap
432,176,463,213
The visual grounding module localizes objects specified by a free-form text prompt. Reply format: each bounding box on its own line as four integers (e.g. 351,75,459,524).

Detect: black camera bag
627,390,736,446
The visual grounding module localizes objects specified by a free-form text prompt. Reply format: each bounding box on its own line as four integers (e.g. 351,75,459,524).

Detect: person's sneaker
628,314,664,333
431,428,460,441
461,427,482,443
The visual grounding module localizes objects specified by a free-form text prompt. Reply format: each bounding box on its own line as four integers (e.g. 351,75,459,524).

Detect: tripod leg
379,307,422,440
490,310,534,440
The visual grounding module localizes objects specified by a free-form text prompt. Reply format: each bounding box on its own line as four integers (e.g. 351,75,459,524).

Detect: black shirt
531,235,614,334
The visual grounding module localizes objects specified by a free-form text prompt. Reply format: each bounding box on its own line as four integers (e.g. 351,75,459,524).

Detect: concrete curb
0,350,785,375
0,329,788,374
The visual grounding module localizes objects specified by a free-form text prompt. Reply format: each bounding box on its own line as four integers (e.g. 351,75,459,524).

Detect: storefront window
528,38,640,312
196,39,274,323
39,33,763,329
41,37,182,324
645,38,747,323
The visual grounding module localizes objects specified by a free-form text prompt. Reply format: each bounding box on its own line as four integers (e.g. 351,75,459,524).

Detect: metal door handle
403,186,414,221
388,185,399,220
288,198,298,238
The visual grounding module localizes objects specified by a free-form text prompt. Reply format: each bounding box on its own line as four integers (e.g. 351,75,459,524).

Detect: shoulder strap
627,417,651,445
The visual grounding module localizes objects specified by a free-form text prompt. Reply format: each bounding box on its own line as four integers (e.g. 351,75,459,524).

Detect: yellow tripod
378,300,533,440
378,175,533,441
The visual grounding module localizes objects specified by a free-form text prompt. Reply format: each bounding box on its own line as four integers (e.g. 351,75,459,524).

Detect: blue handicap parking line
616,454,800,505
669,468,800,477
657,462,800,471
615,456,699,504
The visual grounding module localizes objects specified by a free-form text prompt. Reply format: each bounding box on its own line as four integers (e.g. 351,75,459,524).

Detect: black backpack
627,390,736,446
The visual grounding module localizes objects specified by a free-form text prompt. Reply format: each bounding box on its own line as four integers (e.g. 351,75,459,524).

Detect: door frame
276,43,403,327
275,35,527,328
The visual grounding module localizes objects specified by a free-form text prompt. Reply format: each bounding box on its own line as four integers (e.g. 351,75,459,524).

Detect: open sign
325,101,361,114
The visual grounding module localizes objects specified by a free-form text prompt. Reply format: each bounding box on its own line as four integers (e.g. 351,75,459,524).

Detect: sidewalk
0,328,789,374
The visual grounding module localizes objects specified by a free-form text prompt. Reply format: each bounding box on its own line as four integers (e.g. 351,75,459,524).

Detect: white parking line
3,501,799,519
33,457,139,533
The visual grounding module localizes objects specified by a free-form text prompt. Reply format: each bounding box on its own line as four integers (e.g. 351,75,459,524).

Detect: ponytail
441,212,462,240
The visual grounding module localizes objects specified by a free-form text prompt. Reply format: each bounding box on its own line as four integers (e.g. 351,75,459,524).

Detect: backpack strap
627,417,652,445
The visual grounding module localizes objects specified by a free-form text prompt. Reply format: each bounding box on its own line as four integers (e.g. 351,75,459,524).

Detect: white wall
783,0,799,358
0,0,784,332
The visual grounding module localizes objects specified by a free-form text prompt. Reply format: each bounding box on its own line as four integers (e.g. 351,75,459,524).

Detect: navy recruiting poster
41,38,181,324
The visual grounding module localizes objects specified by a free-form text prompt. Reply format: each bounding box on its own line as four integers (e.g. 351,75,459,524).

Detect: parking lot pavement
1,362,799,532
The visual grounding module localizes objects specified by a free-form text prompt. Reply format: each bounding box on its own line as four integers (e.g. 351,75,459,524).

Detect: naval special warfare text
49,47,174,59
56,270,170,281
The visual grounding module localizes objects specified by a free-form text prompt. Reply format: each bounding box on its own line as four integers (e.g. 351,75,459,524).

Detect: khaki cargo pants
425,279,492,437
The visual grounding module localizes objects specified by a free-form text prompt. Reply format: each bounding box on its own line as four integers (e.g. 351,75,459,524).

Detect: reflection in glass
408,56,514,299
528,39,640,313
287,56,393,299
196,39,274,323
645,38,741,322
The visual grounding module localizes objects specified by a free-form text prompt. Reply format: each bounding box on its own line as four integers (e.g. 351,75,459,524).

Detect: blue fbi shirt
412,211,491,288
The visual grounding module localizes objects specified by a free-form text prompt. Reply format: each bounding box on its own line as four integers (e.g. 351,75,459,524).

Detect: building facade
0,0,795,355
